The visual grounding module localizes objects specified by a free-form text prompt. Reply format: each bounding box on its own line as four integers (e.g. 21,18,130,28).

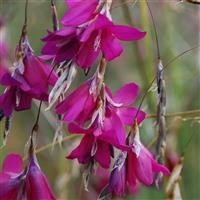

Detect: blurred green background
0,0,200,199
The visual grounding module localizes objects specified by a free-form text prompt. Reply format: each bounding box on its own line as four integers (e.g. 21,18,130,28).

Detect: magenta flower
57,76,145,168
56,78,97,125
0,153,56,200
75,14,146,68
67,108,127,168
56,79,145,126
105,128,170,197
25,154,56,200
42,0,146,69
0,38,57,117
0,154,25,200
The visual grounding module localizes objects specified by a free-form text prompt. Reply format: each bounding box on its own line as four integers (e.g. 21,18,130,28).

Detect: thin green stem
147,109,200,119
23,135,78,160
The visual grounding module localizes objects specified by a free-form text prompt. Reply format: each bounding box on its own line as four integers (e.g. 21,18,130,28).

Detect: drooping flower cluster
0,153,55,200
0,0,171,199
55,58,144,167
42,0,146,69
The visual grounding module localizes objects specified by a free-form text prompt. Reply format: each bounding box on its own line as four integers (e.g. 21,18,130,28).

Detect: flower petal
56,81,91,122
101,31,123,61
62,0,98,26
76,32,100,69
26,158,56,200
100,110,126,148
133,149,154,186
67,135,94,164
113,83,139,106
2,154,23,174
112,25,146,41
95,140,111,168
116,107,146,125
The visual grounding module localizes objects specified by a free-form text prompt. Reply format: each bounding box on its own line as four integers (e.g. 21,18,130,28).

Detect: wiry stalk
145,0,167,185
155,59,166,185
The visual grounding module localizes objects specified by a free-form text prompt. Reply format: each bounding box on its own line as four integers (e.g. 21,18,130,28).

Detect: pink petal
101,31,123,61
68,122,92,135
76,32,100,69
23,55,50,99
133,149,154,186
62,0,98,26
143,147,170,176
127,152,137,193
116,107,146,125
100,110,126,148
26,158,56,200
2,154,23,174
42,28,75,42
95,140,111,168
56,81,91,122
67,135,94,164
151,160,170,176
112,25,146,41
0,179,23,200
36,57,57,86
113,83,139,106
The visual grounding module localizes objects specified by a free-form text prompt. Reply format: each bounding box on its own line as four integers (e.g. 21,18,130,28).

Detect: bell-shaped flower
103,124,170,198
67,108,127,168
0,154,25,200
0,38,57,117
0,153,56,200
25,154,56,200
76,14,146,68
127,130,170,187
